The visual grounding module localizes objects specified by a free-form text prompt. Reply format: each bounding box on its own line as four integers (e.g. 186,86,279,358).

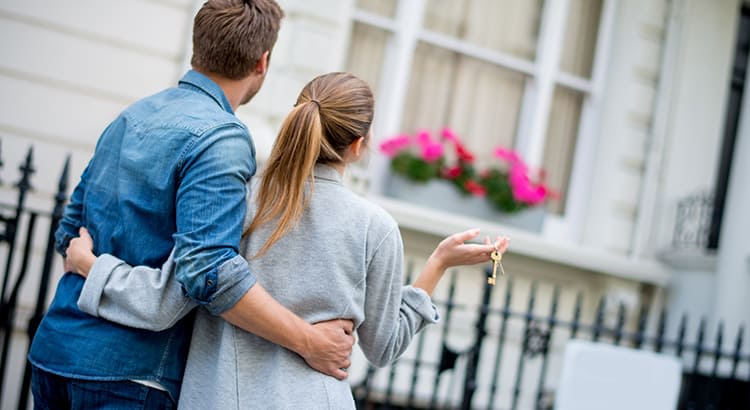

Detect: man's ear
255,51,270,75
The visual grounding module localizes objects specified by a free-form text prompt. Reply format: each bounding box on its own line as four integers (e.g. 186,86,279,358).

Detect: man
28,1,354,408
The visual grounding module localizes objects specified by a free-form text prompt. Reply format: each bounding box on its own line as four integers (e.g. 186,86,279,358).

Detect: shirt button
207,279,214,286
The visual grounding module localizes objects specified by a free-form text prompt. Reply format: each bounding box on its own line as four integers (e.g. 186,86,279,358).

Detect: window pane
401,42,526,167
345,22,390,94
560,0,602,78
423,0,543,61
355,0,398,18
543,86,584,215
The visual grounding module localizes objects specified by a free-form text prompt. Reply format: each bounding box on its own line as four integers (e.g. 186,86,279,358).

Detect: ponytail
244,100,323,258
243,72,374,258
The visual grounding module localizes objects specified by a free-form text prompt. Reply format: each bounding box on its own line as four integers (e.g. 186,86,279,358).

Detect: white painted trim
555,71,594,93
631,0,685,257
370,194,672,286
367,0,426,194
417,29,537,76
516,0,570,169
658,248,717,271
558,0,619,242
351,9,398,32
372,0,425,138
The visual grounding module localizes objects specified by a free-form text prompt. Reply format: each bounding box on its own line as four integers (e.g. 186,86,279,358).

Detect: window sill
657,248,717,271
370,194,673,286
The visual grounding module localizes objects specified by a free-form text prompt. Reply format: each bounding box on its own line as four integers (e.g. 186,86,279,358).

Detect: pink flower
493,147,522,164
514,184,546,205
442,165,462,179
441,127,458,143
379,134,411,157
416,129,432,146
464,180,487,197
421,142,443,162
455,144,475,163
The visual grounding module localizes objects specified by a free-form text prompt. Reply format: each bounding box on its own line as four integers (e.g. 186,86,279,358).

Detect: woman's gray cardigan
77,165,440,409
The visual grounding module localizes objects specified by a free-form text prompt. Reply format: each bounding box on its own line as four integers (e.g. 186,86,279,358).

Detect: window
346,0,612,234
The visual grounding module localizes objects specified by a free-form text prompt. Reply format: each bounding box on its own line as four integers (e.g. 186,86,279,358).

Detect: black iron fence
350,266,750,409
0,142,748,409
0,143,69,410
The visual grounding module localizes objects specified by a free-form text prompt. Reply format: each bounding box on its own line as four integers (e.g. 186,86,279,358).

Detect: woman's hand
430,229,510,272
65,227,96,278
414,229,510,295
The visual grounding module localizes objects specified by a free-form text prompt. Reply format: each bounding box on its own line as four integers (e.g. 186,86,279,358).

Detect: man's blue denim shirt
28,70,257,401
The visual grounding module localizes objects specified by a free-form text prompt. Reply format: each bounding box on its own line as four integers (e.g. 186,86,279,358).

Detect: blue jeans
31,366,175,410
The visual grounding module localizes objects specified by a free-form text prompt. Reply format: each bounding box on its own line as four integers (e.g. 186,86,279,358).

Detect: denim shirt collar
313,164,343,184
178,70,235,115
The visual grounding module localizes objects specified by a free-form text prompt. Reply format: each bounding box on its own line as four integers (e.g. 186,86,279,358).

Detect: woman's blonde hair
244,72,374,257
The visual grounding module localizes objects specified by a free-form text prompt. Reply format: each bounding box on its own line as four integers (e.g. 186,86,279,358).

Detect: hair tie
309,99,321,109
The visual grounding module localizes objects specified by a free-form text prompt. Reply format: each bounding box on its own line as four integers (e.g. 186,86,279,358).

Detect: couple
28,0,509,409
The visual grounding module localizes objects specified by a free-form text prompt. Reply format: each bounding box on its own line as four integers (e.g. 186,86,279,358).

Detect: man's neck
198,70,254,112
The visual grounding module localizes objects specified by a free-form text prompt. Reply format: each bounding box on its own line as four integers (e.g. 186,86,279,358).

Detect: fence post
487,279,514,407
0,148,35,323
17,155,69,410
0,213,37,396
460,267,494,409
510,282,538,410
534,286,559,409
430,271,458,408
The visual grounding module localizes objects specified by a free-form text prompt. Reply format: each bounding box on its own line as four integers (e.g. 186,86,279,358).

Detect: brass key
488,250,503,285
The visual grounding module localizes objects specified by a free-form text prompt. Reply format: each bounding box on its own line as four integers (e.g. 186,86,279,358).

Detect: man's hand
65,227,96,278
221,285,356,381
300,319,355,380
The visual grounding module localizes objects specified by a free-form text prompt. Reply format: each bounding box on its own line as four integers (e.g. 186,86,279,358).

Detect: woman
66,72,509,409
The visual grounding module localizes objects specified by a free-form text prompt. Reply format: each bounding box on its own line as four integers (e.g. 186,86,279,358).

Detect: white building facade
0,0,747,408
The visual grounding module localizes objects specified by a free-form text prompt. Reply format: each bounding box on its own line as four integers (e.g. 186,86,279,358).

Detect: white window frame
354,0,617,242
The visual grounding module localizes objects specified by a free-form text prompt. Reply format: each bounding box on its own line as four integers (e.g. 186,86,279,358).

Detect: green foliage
479,169,529,213
390,152,444,183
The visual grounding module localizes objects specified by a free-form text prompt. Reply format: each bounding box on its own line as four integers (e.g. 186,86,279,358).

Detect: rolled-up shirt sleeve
173,124,257,315
77,251,196,331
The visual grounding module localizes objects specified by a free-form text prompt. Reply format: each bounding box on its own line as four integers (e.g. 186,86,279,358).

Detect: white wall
0,1,195,407
713,39,750,334
582,0,670,254
650,0,739,253
650,0,741,337
0,0,744,408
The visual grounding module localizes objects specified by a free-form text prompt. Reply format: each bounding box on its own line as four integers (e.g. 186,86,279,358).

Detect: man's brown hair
191,0,284,80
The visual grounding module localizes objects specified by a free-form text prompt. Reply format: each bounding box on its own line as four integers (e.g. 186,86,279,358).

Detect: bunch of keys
488,247,505,286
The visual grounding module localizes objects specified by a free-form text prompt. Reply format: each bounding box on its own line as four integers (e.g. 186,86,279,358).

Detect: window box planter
385,173,545,233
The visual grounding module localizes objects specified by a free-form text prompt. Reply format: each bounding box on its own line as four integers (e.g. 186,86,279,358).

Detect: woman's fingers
450,228,481,244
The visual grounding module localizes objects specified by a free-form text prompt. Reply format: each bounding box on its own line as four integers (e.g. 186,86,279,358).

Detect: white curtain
541,0,601,213
345,22,389,95
544,86,584,214
560,0,603,78
355,0,398,17
424,0,543,61
401,42,526,168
